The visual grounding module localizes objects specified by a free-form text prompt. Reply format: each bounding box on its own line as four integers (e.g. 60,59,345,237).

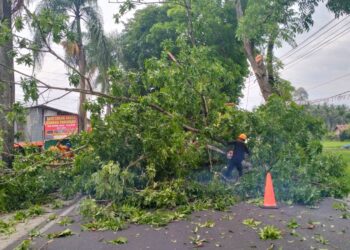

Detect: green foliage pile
235,96,349,204
0,149,72,212
78,179,237,230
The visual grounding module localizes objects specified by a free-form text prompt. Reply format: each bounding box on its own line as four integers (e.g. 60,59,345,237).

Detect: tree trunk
76,13,87,131
235,0,273,101
266,36,276,86
184,0,196,46
0,0,15,166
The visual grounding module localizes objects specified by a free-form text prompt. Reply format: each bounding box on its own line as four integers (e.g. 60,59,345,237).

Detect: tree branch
125,155,146,170
22,5,94,92
1,62,201,134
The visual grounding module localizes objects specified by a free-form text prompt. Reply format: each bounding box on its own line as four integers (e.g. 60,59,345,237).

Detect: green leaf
14,239,31,250
106,236,128,245
314,234,328,245
259,225,282,240
21,77,39,102
242,218,262,229
14,17,24,32
197,220,215,228
29,229,41,238
0,220,16,235
68,73,80,87
28,205,44,217
332,202,348,212
287,218,299,229
58,217,74,226
47,229,75,239
48,214,58,221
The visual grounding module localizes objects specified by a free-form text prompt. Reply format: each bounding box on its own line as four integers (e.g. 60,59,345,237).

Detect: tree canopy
118,0,248,103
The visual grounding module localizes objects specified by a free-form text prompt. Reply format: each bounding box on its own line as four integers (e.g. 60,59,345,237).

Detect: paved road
10,198,350,250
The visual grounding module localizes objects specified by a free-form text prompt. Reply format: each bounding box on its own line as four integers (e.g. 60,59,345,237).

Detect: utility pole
0,0,15,166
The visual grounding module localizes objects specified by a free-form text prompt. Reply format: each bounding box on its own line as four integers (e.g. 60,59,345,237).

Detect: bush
340,128,350,141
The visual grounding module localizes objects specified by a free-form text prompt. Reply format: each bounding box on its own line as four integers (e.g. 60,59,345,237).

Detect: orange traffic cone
261,172,278,209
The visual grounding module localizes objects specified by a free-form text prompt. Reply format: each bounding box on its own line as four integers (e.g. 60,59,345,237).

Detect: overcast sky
15,1,350,113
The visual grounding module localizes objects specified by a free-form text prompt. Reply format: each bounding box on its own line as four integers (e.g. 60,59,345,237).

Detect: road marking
39,196,84,234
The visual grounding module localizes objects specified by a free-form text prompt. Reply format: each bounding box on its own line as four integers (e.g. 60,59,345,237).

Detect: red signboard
44,115,78,140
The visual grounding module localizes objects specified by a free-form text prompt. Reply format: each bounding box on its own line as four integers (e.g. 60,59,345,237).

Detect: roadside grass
323,140,350,189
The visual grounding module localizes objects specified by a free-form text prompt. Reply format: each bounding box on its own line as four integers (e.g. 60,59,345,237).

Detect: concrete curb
1,195,84,250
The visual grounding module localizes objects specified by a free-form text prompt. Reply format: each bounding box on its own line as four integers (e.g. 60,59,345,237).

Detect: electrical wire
305,72,350,91
308,90,350,104
283,22,350,70
280,17,338,59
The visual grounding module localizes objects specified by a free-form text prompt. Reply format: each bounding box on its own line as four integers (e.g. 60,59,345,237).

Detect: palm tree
86,32,120,115
33,0,108,131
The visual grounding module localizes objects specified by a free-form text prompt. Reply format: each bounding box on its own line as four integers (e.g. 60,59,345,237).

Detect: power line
308,90,350,104
282,16,349,62
280,17,338,59
305,72,350,91
283,18,350,64
282,21,350,70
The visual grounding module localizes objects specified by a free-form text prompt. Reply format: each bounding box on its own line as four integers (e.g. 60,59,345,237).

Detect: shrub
339,128,350,141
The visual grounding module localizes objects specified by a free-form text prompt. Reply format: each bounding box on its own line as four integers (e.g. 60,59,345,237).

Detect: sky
15,1,350,113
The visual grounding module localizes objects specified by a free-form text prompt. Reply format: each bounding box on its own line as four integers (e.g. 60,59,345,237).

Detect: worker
49,141,73,159
224,133,250,179
57,142,73,158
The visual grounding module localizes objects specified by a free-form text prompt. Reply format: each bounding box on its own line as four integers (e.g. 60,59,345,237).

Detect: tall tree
234,0,350,101
34,0,108,131
0,0,15,165
118,0,248,102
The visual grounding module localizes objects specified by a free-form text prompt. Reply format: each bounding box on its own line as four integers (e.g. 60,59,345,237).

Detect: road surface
8,198,350,250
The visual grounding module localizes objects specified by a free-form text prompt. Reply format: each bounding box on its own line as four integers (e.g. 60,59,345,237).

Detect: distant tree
307,104,350,131
293,87,309,104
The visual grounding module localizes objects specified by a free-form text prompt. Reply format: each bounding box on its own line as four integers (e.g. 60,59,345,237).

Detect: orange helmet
238,133,247,141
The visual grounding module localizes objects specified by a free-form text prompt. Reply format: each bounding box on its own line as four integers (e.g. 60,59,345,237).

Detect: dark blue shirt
228,140,250,162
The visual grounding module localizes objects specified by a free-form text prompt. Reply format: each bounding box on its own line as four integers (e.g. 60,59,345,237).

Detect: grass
323,140,350,188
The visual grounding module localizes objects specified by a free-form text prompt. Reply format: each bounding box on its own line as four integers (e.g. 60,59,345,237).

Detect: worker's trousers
225,159,243,178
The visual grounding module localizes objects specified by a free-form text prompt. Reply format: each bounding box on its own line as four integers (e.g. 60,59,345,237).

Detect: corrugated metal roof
26,104,78,115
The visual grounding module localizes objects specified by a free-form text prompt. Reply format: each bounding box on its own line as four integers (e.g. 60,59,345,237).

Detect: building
334,124,350,136
15,105,78,143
